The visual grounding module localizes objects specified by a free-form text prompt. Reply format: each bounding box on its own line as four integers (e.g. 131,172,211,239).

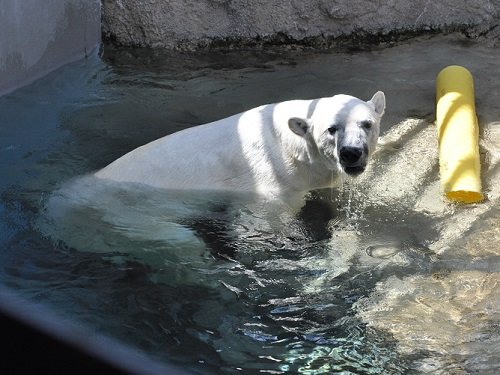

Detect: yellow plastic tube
435,65,484,203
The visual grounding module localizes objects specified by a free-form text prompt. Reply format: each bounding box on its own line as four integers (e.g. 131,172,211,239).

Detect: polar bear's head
288,92,385,176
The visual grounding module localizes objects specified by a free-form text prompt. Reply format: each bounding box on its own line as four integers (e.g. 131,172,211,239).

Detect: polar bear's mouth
343,165,365,176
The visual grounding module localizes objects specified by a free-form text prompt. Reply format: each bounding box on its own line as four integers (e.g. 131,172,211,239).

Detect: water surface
1,34,500,374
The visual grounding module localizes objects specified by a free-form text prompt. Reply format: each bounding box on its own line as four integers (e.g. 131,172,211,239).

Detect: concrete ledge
0,0,101,96
102,0,500,50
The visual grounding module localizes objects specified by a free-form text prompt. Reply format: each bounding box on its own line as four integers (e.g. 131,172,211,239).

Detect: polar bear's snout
339,145,363,164
339,145,367,175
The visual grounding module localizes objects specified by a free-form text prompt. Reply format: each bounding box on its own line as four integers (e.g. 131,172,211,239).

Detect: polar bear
95,92,385,202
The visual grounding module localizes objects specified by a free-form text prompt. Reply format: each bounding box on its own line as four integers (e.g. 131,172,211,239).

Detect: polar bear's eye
327,126,338,135
360,120,373,129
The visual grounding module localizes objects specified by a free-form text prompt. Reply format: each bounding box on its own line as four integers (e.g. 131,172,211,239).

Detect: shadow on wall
0,0,100,96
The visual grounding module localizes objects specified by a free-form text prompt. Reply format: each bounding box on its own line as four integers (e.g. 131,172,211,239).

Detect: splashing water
339,176,363,222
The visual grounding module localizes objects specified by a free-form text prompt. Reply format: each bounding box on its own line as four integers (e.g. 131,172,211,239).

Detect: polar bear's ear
288,117,311,137
369,91,385,116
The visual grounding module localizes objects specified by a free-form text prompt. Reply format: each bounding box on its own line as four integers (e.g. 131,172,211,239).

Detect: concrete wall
102,0,500,49
0,0,101,96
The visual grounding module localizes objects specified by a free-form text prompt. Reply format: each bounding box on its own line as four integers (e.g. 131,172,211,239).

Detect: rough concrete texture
0,0,100,96
102,0,500,49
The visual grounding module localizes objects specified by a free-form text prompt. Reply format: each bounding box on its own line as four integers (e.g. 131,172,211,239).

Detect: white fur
95,92,385,201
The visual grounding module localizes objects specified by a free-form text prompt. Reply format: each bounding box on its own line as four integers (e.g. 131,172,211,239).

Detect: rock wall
102,0,500,49
0,0,100,96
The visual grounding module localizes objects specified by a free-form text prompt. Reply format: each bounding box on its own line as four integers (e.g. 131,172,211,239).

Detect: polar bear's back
94,97,325,194
95,104,273,190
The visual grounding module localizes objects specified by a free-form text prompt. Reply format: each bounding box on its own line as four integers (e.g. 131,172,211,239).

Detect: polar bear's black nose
339,146,362,164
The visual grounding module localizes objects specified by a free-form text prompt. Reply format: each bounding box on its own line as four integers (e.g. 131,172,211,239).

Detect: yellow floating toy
435,65,484,203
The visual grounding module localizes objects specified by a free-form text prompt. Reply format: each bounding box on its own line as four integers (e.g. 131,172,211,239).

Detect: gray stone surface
102,0,500,49
0,0,100,96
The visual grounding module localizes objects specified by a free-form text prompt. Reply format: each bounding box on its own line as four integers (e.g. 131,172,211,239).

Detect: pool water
1,34,500,374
